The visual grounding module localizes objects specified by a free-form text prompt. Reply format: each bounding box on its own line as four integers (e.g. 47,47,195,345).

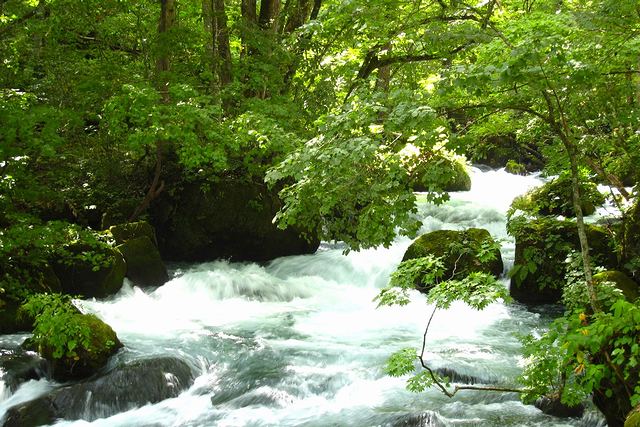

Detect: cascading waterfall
0,168,608,426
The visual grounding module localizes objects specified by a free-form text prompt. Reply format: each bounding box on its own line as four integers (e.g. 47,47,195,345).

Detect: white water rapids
0,168,608,426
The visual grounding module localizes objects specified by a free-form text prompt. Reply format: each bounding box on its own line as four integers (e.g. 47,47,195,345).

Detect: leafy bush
21,293,122,380
21,293,92,360
0,220,114,302
520,300,640,412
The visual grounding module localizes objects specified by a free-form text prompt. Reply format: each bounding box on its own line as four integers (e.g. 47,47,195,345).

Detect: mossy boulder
505,160,527,175
109,221,157,246
109,221,168,287
474,133,543,172
626,405,640,427
510,218,617,305
117,237,168,287
512,173,605,218
593,270,639,302
25,312,122,381
623,198,640,279
151,178,319,262
411,155,472,193
52,242,126,298
403,228,503,290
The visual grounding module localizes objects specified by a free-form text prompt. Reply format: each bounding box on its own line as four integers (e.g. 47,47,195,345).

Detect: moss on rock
52,242,126,298
109,221,157,246
151,178,319,262
512,173,605,218
412,155,472,193
25,311,122,381
117,236,168,287
593,270,639,302
509,217,617,305
403,228,503,286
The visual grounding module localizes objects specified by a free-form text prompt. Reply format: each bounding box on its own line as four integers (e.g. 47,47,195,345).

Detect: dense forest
1,0,640,426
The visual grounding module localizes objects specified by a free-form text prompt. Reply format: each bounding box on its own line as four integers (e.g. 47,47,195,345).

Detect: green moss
448,160,472,192
403,228,503,287
109,221,157,246
53,243,126,298
509,217,617,305
626,406,640,427
593,271,639,302
21,294,122,381
512,173,605,218
411,154,471,193
117,236,168,287
505,160,527,175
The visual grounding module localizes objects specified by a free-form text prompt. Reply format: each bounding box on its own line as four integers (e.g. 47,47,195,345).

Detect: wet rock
402,228,503,292
390,411,448,427
535,395,585,418
151,178,319,262
52,242,126,298
0,348,48,391
510,218,616,305
109,221,168,287
3,357,194,426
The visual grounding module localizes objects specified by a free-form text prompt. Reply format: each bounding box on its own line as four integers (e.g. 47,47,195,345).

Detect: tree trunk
258,0,280,30
130,0,175,222
560,131,601,313
283,0,312,33
215,0,232,86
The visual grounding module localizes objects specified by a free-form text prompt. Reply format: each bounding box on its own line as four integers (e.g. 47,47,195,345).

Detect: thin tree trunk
214,0,232,86
203,0,232,89
560,131,601,313
130,0,175,222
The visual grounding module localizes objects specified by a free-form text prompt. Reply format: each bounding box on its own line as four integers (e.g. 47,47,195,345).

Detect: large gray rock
151,178,319,262
3,357,194,426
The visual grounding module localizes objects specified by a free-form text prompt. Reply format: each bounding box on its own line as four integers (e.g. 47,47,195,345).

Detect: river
0,167,607,426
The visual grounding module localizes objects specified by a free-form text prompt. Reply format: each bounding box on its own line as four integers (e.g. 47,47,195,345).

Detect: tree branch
0,1,44,39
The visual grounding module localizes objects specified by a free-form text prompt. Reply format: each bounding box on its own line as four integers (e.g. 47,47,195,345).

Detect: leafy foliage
520,300,640,408
20,293,92,360
0,220,114,302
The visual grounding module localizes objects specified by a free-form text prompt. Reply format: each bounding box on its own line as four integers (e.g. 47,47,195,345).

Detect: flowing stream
0,168,608,426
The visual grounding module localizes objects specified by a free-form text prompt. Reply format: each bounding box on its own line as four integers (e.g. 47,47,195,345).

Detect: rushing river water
0,168,608,426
